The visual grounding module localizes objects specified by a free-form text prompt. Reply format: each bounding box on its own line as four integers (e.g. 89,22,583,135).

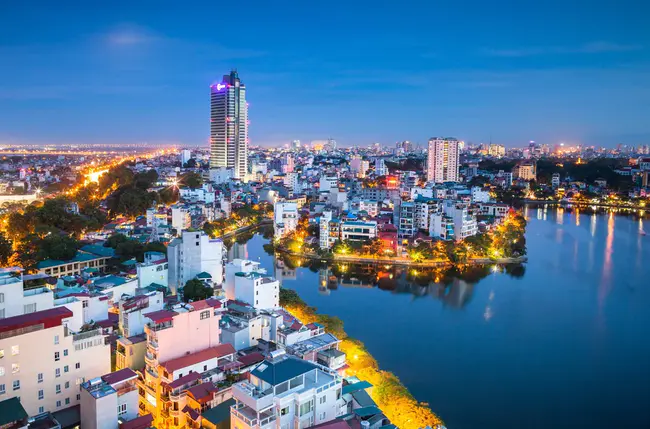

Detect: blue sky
1,0,648,147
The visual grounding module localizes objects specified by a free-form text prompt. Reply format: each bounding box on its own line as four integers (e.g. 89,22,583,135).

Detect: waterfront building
36,245,114,278
167,231,224,294
230,353,345,429
398,201,416,238
427,137,460,183
551,173,560,188
340,220,377,242
319,212,340,250
0,307,110,417
210,70,248,179
273,202,299,239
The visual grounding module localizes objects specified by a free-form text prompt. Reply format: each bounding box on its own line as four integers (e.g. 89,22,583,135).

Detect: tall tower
427,137,460,183
210,70,248,179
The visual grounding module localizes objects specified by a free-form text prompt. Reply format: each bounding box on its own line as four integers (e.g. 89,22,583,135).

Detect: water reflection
271,250,525,310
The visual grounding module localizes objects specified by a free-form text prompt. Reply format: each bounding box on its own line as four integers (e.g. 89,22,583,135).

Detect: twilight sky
1,1,649,148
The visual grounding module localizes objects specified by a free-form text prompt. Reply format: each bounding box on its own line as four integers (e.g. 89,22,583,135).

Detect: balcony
233,381,274,411
73,328,103,343
232,402,276,428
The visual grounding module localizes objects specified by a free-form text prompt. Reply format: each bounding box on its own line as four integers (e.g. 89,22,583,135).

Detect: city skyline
1,2,649,148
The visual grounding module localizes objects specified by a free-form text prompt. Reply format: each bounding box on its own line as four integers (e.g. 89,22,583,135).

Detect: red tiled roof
144,309,178,323
237,352,265,367
186,382,218,402
102,368,137,385
167,371,201,389
120,414,154,429
161,344,236,373
0,307,72,334
182,405,201,421
95,318,115,328
189,298,222,311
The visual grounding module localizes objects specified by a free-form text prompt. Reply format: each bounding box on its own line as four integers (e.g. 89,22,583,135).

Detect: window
0,367,4,376
56,400,61,408
54,352,60,361
0,293,3,303
82,301,88,308
24,303,37,314
0,384,5,394
118,403,127,416
200,310,210,320
281,407,289,416
319,412,326,421
65,398,70,405
63,349,68,357
56,384,61,394
75,362,80,369
76,377,84,385
39,406,44,413
76,394,80,401
55,368,61,378
0,309,4,318
38,390,44,400
203,365,207,371
319,395,326,405
12,364,19,374
11,346,19,356
64,365,69,373
0,349,3,358
54,335,59,345
299,400,313,417
38,373,43,383
12,380,19,391
65,382,69,389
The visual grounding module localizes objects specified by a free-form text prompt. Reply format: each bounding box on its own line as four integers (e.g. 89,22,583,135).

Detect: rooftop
0,397,27,426
102,368,138,386
144,309,178,324
161,344,236,373
251,355,318,386
0,307,72,336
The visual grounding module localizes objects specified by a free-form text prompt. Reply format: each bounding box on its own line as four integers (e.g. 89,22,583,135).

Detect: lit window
11,346,18,356
0,367,3,376
12,364,19,374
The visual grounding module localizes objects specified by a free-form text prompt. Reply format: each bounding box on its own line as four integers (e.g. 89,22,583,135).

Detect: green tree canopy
182,279,213,302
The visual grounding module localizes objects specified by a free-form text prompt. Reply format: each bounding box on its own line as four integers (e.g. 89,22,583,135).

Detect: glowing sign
216,83,226,91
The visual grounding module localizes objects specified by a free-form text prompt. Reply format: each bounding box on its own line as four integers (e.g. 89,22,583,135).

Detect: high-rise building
427,137,460,183
209,70,248,179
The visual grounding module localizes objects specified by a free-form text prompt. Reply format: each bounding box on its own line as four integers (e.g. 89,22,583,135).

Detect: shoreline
274,247,527,267
280,288,446,429
520,199,649,212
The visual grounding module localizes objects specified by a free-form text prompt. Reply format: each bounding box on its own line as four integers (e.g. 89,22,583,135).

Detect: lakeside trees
279,288,445,429
182,278,213,302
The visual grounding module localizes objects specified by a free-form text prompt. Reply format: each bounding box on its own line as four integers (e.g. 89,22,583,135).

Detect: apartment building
231,353,345,429
167,231,224,294
118,291,165,338
80,368,140,429
0,307,110,417
171,205,192,233
397,202,415,239
273,202,299,239
136,252,168,289
137,299,227,427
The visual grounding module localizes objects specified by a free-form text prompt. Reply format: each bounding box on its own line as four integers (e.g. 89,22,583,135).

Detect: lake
232,205,650,429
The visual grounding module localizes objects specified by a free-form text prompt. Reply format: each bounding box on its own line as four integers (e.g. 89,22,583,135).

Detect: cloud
104,24,160,47
483,41,643,57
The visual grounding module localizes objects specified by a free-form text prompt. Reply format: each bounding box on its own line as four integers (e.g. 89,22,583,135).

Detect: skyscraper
210,70,248,179
427,137,460,183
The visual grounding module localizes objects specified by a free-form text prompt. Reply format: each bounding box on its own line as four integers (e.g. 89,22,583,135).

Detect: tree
105,233,130,249
183,158,197,169
0,232,12,265
182,279,213,302
182,172,203,189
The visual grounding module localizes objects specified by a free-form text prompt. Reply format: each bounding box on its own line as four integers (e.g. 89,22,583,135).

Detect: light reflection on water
233,205,650,429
